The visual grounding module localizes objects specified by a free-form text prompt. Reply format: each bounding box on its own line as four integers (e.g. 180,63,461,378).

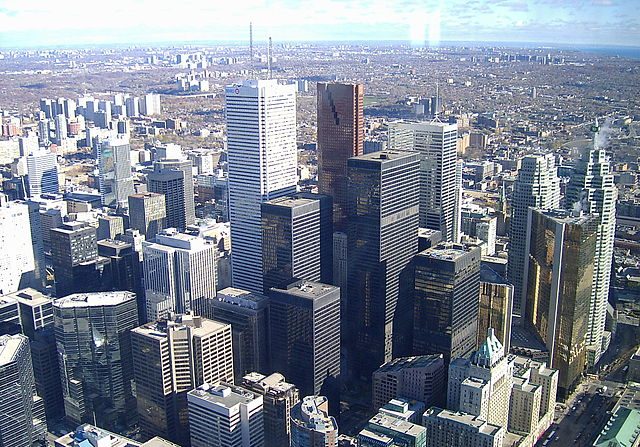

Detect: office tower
346,151,419,377
462,207,497,256
211,288,269,382
125,96,139,117
95,135,135,209
262,196,322,293
225,80,297,293
316,82,364,230
0,295,21,333
187,383,264,447
51,222,98,297
54,424,175,447
388,121,458,242
63,98,76,119
565,142,617,366
477,265,513,353
242,372,300,447
141,93,161,116
453,159,463,243
269,280,340,397
132,314,234,444
19,133,39,156
143,229,217,321
128,192,167,240
371,355,445,410
0,198,37,295
38,119,50,146
413,243,481,364
26,149,59,197
295,192,333,284
97,239,141,294
0,334,47,447
525,209,597,395
54,114,67,144
40,99,53,118
5,288,53,338
358,413,426,447
97,215,124,240
148,159,195,230
422,408,504,447
290,396,338,447
507,154,560,317
447,329,514,427
53,291,138,430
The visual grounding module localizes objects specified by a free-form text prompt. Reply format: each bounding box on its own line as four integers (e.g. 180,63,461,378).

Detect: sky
0,0,638,49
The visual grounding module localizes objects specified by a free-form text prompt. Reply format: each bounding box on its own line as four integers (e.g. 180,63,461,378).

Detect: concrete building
290,396,338,447
132,314,234,444
225,80,298,293
128,192,167,240
54,424,176,447
242,372,300,447
187,383,264,447
26,149,59,197
371,355,445,411
97,215,124,241
422,407,504,447
0,198,37,295
95,135,135,209
357,413,426,447
148,159,195,231
477,265,513,353
211,288,270,382
269,280,340,397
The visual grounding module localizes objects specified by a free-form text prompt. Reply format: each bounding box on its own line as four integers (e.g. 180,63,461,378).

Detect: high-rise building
211,288,270,382
388,121,459,242
95,135,135,209
346,151,420,378
53,291,138,430
132,314,234,444
507,154,560,317
38,119,50,146
294,192,333,285
141,93,161,116
0,334,47,447
316,82,364,230
128,192,167,240
97,215,124,240
269,280,340,397
97,239,141,295
148,159,195,231
565,140,617,366
413,243,481,365
143,229,217,321
242,372,300,447
290,396,338,447
422,408,504,447
371,355,446,410
187,383,264,447
54,114,67,144
50,222,98,297
525,209,597,394
26,149,59,197
477,265,513,353
0,198,37,295
225,80,297,293
357,413,426,447
261,197,322,293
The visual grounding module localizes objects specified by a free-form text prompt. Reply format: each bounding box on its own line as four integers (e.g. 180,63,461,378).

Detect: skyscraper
211,288,270,382
26,149,59,197
53,291,138,430
388,121,459,242
358,413,426,447
0,197,37,295
143,229,217,321
128,192,167,240
290,396,338,447
187,383,264,447
54,114,67,144
507,154,560,317
95,135,135,209
261,196,322,293
316,82,364,230
269,280,341,397
225,80,297,293
132,314,234,445
50,222,98,297
413,243,481,365
477,265,513,353
525,209,597,395
0,334,47,447
346,151,420,377
148,159,195,231
97,215,124,240
565,139,617,366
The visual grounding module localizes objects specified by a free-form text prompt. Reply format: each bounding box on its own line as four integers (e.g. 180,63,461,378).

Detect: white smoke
594,117,614,151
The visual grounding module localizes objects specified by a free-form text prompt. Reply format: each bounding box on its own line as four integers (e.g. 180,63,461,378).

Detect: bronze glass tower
317,82,364,230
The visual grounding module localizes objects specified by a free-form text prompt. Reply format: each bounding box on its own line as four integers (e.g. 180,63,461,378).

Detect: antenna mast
268,36,273,80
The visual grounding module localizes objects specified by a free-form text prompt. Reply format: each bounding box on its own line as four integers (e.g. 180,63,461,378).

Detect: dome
471,328,504,368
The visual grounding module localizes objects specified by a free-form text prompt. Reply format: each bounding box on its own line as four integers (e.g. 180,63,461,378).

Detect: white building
0,197,36,295
141,94,161,116
388,121,459,242
143,229,217,321
422,407,504,447
95,134,135,209
507,154,560,316
26,149,59,197
225,80,298,293
187,383,264,447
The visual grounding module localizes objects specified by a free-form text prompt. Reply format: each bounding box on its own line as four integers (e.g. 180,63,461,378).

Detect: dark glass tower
50,222,98,297
148,159,195,231
346,151,420,379
317,82,364,230
412,242,481,365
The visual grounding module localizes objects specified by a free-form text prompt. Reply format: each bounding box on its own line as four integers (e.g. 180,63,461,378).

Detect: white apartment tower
388,121,459,242
143,229,217,322
225,80,298,293
507,154,560,316
565,136,617,366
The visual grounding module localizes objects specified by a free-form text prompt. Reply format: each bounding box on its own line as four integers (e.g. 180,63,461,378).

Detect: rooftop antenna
268,36,273,80
432,82,442,123
249,22,254,78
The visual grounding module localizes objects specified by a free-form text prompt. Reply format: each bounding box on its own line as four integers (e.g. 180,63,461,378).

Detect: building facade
128,192,167,240
290,396,338,447
95,135,135,209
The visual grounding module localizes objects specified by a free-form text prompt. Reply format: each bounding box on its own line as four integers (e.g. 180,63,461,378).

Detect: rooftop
53,291,135,308
264,196,318,209
367,412,426,438
418,242,478,262
133,314,229,340
0,334,26,366
292,396,337,433
242,372,298,395
424,407,503,436
217,287,268,308
594,407,640,447
350,150,417,163
275,279,338,300
3,288,52,307
188,383,260,409
375,355,444,373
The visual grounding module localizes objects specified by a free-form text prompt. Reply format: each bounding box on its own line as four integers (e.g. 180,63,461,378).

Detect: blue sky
0,0,638,48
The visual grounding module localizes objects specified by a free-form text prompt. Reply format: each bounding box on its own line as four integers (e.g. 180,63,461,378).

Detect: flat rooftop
0,334,25,366
275,280,338,300
264,196,317,209
350,150,417,163
425,407,502,436
375,355,444,373
3,288,52,307
368,412,425,437
133,314,229,340
53,291,135,308
418,243,477,262
189,384,258,409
